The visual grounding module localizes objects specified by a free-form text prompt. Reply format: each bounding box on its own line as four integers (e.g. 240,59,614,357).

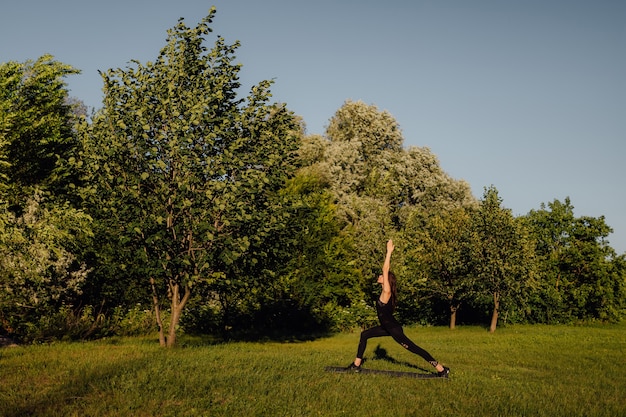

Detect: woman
347,239,450,377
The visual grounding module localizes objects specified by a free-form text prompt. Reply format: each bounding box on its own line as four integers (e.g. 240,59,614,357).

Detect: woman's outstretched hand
387,239,395,253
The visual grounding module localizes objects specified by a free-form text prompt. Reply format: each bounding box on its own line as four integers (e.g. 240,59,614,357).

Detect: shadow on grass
181,299,336,345
178,328,335,347
371,345,431,373
4,356,148,417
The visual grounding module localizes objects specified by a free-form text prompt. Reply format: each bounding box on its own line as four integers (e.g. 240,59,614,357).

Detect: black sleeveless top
376,298,401,328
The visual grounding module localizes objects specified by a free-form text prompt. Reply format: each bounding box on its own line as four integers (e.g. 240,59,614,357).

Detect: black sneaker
438,366,450,378
347,362,362,373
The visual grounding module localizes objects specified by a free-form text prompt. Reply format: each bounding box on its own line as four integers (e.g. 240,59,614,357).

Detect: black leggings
356,325,438,366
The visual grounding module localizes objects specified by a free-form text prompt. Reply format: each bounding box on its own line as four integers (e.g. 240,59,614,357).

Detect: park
1,7,624,416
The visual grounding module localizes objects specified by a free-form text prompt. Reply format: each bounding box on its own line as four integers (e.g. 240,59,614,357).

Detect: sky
2,0,625,254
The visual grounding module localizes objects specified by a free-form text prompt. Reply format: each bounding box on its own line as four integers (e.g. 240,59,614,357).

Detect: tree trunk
150,277,166,347
449,305,458,330
166,281,191,348
489,292,499,333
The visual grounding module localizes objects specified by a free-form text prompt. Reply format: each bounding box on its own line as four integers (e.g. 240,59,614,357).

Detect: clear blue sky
2,0,625,254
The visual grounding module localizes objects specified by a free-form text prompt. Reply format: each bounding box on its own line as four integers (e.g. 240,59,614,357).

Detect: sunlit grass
1,323,624,416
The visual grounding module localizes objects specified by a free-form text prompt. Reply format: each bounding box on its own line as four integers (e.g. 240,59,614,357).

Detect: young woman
348,239,450,377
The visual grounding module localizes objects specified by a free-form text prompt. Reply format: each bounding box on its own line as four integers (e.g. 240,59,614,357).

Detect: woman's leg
353,326,390,365
386,325,440,367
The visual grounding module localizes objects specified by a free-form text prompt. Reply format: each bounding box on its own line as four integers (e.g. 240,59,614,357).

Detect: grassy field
1,323,624,417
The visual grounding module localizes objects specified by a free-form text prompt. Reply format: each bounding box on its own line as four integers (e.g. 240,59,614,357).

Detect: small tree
406,207,474,328
77,8,300,346
470,186,535,332
271,167,364,331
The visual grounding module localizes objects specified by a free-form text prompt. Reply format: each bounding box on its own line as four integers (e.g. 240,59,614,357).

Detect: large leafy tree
314,100,475,324
321,101,473,248
322,100,474,213
323,99,403,198
470,186,536,332
293,101,476,327
523,198,625,322
77,8,300,346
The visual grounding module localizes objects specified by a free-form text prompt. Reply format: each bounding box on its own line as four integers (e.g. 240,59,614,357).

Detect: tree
0,55,81,203
270,166,363,332
322,100,474,213
405,207,474,329
77,8,300,346
325,100,403,161
523,198,625,322
321,100,474,230
300,100,475,326
470,186,535,332
0,55,93,341
0,126,8,196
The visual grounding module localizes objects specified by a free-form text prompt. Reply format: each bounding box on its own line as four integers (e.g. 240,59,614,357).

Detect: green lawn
1,323,624,416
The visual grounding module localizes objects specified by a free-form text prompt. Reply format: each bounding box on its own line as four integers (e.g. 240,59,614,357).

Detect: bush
321,300,377,332
8,304,161,343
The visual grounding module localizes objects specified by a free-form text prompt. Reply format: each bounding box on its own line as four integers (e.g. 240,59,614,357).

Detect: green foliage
275,168,367,329
404,206,475,328
0,121,9,196
469,187,536,332
0,55,81,202
103,304,166,337
321,300,378,331
0,55,95,341
326,99,404,152
307,100,476,328
76,8,300,345
523,198,626,323
0,192,92,340
322,100,474,211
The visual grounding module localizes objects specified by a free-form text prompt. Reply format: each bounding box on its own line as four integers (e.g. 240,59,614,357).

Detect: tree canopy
1,8,624,344
0,55,80,203
76,8,300,346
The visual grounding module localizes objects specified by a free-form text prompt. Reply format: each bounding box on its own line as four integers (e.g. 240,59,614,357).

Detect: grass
0,323,624,416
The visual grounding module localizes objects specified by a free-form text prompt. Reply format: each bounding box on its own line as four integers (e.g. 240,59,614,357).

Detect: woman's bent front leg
356,326,390,361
